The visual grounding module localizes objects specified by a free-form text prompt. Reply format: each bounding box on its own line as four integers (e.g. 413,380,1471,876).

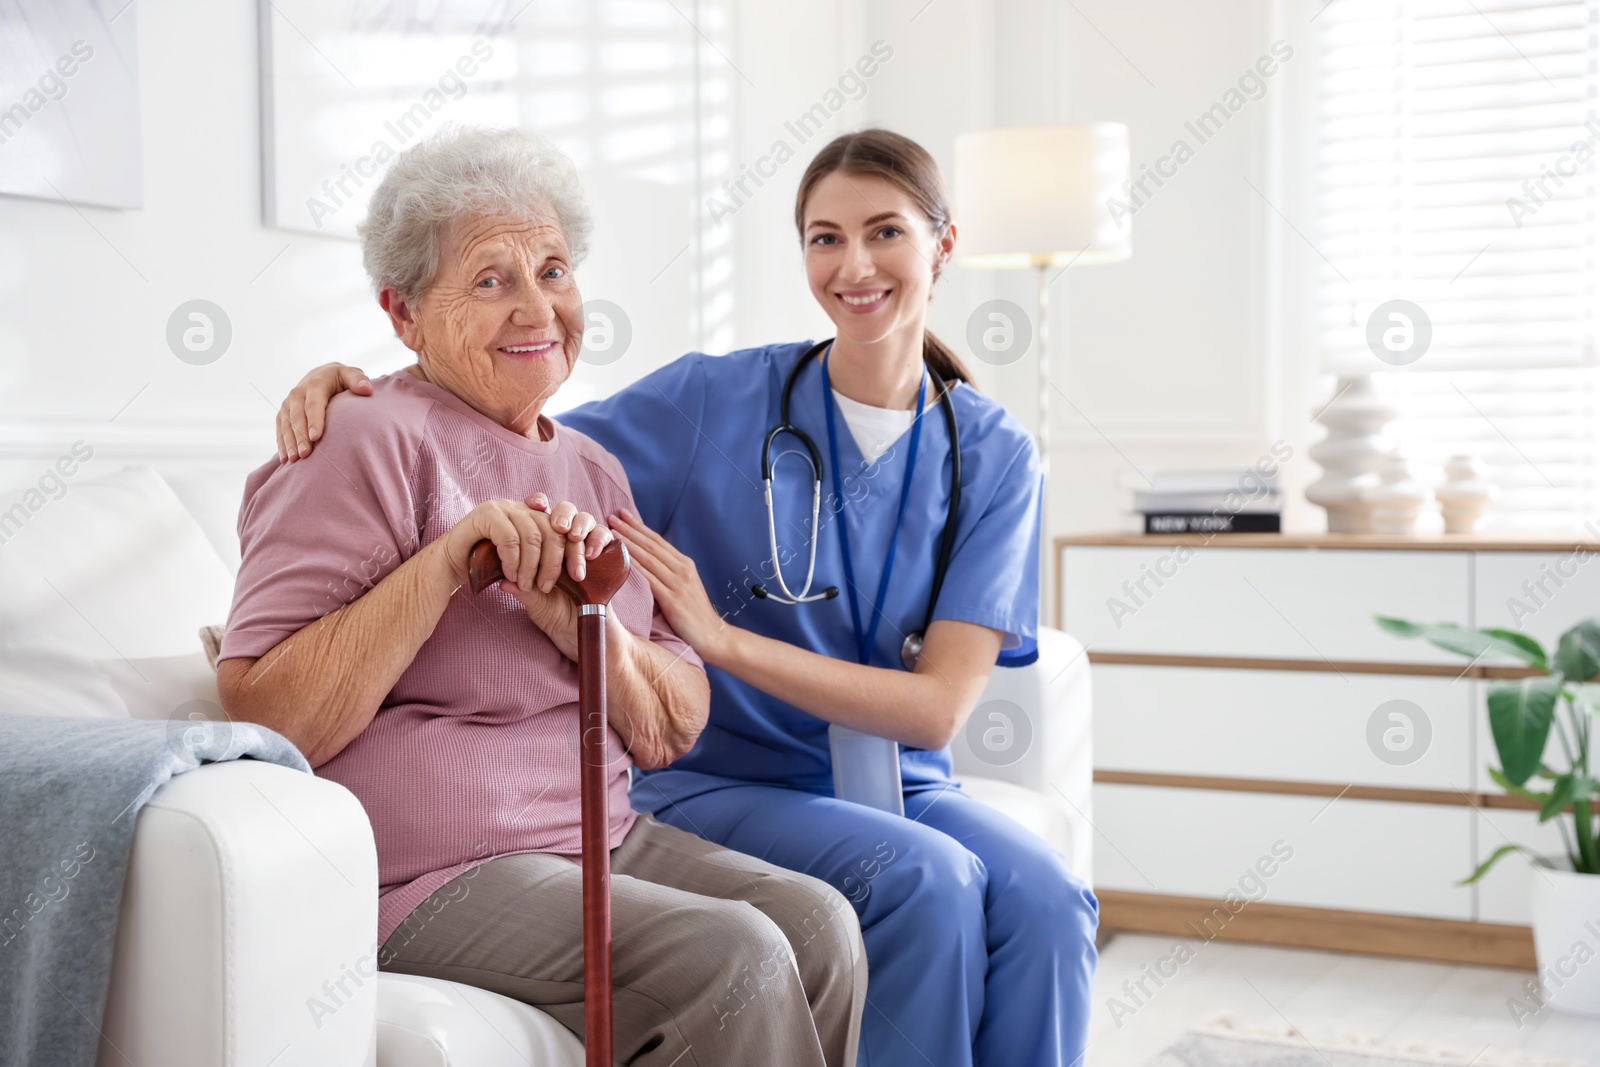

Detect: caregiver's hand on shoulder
609,508,729,661
276,362,374,463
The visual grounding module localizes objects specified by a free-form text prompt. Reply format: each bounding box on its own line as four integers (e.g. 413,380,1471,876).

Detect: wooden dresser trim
1097,889,1536,970
1094,770,1544,811
1084,651,1541,680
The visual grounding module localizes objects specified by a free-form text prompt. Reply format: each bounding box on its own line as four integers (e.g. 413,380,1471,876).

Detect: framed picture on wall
0,0,142,210
259,0,518,239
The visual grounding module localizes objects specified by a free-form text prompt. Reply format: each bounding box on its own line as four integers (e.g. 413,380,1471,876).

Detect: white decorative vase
1436,454,1496,534
1368,453,1428,535
1530,858,1600,1016
1306,376,1397,533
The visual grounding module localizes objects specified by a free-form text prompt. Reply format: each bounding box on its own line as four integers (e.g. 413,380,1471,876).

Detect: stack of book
1133,469,1284,534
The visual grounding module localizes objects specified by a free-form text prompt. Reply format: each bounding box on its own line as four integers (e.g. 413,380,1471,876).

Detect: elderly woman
215,126,865,1067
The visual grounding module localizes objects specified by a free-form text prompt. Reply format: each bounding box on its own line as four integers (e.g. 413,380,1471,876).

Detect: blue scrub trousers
638,777,1098,1067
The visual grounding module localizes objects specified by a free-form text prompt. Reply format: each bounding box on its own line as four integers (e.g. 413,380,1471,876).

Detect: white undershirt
831,389,918,464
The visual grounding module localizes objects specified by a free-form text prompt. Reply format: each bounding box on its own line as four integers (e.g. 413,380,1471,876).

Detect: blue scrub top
557,340,1042,802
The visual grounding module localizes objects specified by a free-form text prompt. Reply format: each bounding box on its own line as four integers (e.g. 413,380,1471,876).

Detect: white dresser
1058,532,1600,968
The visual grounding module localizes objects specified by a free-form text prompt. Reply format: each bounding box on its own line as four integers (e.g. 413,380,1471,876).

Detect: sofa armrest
98,760,379,1067
950,626,1094,881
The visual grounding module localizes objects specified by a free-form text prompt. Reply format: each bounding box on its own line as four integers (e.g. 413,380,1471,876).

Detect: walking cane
467,536,630,1067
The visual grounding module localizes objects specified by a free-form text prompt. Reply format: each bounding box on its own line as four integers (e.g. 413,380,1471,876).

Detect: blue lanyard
820,345,928,666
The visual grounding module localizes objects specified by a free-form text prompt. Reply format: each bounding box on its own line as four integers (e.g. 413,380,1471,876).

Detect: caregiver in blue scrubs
273,127,1098,1067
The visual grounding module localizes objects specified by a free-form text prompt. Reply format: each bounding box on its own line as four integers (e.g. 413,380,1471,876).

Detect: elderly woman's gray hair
358,125,593,300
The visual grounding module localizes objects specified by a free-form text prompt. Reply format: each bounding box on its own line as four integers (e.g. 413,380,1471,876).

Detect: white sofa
0,464,1091,1067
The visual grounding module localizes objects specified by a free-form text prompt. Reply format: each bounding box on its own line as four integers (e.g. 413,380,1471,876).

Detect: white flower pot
1529,857,1600,1016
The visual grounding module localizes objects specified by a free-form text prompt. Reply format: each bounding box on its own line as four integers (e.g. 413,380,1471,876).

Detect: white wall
0,0,870,563
831,0,1312,609
988,0,1318,548
0,0,1312,590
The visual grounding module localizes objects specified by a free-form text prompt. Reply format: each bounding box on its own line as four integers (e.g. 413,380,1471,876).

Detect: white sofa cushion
376,975,584,1067
0,464,236,721
952,627,1094,882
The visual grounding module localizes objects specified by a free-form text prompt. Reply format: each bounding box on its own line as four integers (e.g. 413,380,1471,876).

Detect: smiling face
801,170,955,352
379,208,583,437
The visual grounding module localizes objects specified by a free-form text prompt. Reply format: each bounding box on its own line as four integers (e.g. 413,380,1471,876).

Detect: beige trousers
379,813,866,1067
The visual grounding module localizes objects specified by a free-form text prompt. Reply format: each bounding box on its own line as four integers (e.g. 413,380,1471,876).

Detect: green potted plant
1378,615,1599,1016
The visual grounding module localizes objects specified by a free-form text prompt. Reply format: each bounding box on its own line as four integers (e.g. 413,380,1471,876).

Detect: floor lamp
953,125,1132,497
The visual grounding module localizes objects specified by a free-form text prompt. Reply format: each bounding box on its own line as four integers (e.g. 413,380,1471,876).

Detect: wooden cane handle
467,535,631,605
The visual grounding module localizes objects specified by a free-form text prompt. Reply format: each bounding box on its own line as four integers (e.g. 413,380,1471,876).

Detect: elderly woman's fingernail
541,579,554,593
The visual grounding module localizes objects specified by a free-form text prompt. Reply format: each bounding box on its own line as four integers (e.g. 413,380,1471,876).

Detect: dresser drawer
1472,807,1569,925
1092,783,1473,919
1094,665,1476,791
1061,546,1469,663
1474,551,1600,651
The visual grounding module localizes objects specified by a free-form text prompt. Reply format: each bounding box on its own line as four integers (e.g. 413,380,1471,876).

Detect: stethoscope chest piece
900,631,924,671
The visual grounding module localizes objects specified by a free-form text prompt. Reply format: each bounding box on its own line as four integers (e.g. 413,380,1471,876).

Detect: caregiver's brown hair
794,128,976,388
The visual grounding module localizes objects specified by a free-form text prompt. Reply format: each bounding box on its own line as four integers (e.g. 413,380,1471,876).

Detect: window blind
1316,0,1600,530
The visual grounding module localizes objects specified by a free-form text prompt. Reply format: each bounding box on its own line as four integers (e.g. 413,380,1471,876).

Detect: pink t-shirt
219,370,700,946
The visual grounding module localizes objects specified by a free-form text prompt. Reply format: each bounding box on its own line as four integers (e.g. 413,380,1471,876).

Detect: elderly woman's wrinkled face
384,208,583,437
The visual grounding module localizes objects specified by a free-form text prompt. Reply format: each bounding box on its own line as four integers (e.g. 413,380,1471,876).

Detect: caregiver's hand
277,362,374,463
440,495,610,597
608,508,730,661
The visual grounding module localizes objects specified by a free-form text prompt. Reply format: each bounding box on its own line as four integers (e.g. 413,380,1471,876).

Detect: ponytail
924,330,976,389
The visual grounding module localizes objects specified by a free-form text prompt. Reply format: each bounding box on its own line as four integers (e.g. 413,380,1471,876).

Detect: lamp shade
953,124,1132,269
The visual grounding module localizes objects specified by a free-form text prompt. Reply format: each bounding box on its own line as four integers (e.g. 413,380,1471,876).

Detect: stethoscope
751,339,962,670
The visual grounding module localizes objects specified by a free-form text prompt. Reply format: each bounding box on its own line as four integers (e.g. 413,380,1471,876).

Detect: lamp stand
1034,263,1051,486
1033,262,1053,606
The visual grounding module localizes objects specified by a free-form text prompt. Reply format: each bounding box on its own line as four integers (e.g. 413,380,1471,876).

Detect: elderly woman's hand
493,505,621,663
500,578,585,662
440,495,612,597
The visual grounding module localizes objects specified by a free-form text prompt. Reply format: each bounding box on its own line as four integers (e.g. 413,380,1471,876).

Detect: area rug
1141,1015,1591,1067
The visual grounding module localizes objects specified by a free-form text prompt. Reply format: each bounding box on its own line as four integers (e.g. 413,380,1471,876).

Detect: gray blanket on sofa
0,715,310,1067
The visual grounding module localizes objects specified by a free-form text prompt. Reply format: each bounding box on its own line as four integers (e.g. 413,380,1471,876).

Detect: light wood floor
1089,933,1600,1067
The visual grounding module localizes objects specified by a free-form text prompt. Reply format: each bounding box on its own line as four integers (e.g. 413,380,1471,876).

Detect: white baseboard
0,417,272,464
